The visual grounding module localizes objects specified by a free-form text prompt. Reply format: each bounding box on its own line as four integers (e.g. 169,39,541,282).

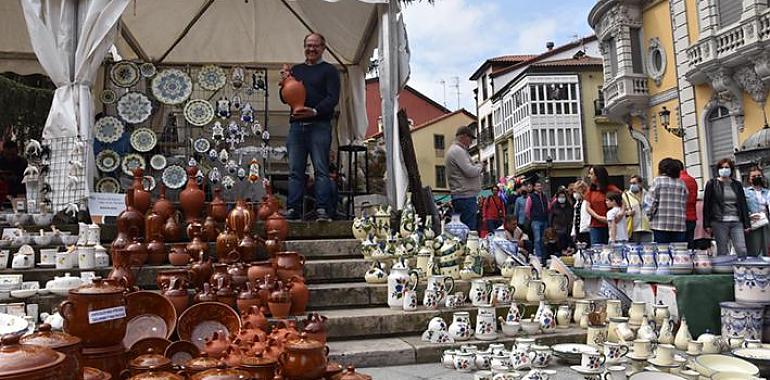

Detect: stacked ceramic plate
692,354,760,378
552,343,598,365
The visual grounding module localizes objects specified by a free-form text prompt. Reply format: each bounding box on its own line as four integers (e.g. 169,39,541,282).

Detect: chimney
546,41,555,51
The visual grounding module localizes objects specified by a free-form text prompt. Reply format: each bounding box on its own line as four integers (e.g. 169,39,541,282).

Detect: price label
88,193,126,217
88,306,126,325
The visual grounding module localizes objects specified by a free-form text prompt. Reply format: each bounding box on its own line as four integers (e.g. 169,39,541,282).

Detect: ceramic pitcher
510,266,537,301
653,302,670,327
572,279,585,299
448,311,473,341
470,279,493,306
387,258,419,309
475,304,498,341
427,275,455,304
556,305,571,328
505,301,526,323
573,300,593,324
542,270,568,303
537,303,556,333
491,283,513,305
658,317,675,344
526,279,546,302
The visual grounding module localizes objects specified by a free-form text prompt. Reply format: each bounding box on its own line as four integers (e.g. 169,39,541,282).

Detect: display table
572,269,734,336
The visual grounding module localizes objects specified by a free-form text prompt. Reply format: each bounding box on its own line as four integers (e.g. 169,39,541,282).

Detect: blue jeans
531,219,547,261
452,196,478,231
653,230,686,244
590,227,609,246
287,121,333,214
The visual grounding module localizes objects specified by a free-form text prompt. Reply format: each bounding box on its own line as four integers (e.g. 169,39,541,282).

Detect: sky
400,0,597,114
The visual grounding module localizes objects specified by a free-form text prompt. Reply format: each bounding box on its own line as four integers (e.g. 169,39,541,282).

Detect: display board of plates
122,154,146,176
94,116,125,143
197,65,227,91
117,92,153,124
130,128,158,152
162,165,187,189
96,177,121,193
184,99,215,126
100,89,117,104
140,63,157,78
193,138,211,153
150,154,167,170
152,69,193,105
110,61,141,88
95,150,120,173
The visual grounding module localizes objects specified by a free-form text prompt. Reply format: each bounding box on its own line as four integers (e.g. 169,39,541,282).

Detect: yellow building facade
589,0,770,191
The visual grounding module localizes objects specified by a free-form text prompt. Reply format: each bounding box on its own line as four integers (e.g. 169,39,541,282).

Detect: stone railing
603,74,648,108
688,9,770,74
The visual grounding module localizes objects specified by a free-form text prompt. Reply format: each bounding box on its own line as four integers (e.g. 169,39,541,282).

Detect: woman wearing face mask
703,158,751,257
549,188,574,254
623,175,653,243
585,165,622,245
571,180,591,246
744,166,769,256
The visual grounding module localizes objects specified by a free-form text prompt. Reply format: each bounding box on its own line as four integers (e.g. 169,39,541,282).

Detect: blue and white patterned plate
130,128,157,152
95,149,120,173
151,69,192,105
121,154,146,176
95,177,120,193
117,92,152,124
197,65,226,91
110,61,140,88
94,116,125,143
184,100,215,127
162,165,187,190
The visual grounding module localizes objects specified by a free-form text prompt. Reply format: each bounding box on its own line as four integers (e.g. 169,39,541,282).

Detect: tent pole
158,0,215,63
380,3,397,208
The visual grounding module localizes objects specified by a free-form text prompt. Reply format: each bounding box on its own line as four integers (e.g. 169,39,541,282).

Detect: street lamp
659,106,685,138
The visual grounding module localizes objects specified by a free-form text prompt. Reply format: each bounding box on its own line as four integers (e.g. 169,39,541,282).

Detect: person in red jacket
482,184,506,237
676,160,698,248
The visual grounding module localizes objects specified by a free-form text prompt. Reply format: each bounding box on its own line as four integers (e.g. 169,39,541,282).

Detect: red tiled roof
489,54,538,63
370,109,476,139
469,55,537,80
489,35,598,79
530,56,603,67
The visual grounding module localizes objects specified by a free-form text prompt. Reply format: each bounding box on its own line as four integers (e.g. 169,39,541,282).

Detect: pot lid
338,366,373,380
130,349,171,369
21,323,81,349
190,368,252,380
239,355,276,367
285,332,324,351
185,353,219,370
129,370,184,380
83,367,111,380
0,334,66,376
71,277,126,294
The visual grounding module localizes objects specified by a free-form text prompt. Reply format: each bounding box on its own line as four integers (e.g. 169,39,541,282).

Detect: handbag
750,212,769,230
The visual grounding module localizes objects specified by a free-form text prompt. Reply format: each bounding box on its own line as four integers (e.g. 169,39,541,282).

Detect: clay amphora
163,212,182,242
279,70,307,114
180,166,205,224
303,313,328,345
152,184,174,220
288,275,309,315
168,246,190,266
209,187,228,223
265,211,288,241
273,251,305,281
216,226,240,263
185,223,207,261
202,216,219,242
248,261,276,284
227,199,253,239
117,187,145,240
132,168,151,215
189,253,213,289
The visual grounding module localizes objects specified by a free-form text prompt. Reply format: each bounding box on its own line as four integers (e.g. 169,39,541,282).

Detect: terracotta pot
146,239,166,266
256,275,277,309
180,167,205,224
265,212,288,241
156,269,189,291
201,217,219,243
264,230,283,258
237,234,258,263
145,212,164,241
273,251,305,282
203,331,229,359
188,253,213,289
215,280,236,309
132,168,152,215
193,283,218,304
189,367,253,380
110,231,130,253
107,261,136,290
0,334,66,380
247,261,276,285
288,276,309,315
117,188,145,241
21,323,82,380
83,367,112,380
186,223,207,261
210,264,231,289
126,236,147,267
209,188,228,223
81,344,126,380
236,283,260,314
268,282,291,319
227,199,253,239
215,227,239,264
279,333,327,380
239,355,276,380
60,278,127,348
335,366,372,380
168,246,190,267
303,313,328,345
162,213,182,243
228,263,249,289
242,306,269,332
152,184,174,220
280,73,307,114
163,278,189,316
124,349,172,376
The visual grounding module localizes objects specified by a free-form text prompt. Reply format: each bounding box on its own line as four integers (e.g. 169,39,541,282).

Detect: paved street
360,363,585,379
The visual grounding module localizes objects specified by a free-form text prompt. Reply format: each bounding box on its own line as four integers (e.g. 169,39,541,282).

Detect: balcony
602,74,649,121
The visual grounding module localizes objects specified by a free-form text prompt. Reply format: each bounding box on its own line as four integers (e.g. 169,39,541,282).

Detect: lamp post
659,106,684,138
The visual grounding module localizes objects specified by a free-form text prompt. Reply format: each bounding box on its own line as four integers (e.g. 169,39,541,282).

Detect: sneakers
286,209,301,220
316,209,332,222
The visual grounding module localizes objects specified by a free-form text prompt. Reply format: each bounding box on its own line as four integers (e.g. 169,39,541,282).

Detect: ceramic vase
720,301,765,341
180,166,205,223
280,72,307,113
448,312,473,341
475,304,498,340
674,317,692,351
444,214,470,242
733,259,770,304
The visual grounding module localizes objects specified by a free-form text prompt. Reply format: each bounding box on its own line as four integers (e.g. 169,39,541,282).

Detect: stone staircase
18,221,586,368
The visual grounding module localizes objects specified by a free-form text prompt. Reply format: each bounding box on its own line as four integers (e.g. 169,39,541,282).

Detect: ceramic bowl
693,354,760,378
164,340,200,366
551,343,598,365
500,322,520,337
32,235,52,246
10,288,36,298
177,302,241,349
124,291,177,349
710,372,765,380
31,214,53,226
520,318,540,335
732,348,770,377
61,235,78,246
0,313,29,335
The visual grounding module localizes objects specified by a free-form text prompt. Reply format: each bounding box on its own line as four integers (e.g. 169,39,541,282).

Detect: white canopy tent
5,0,409,209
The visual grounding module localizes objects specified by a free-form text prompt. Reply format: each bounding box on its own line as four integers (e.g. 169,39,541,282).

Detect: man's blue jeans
653,230,686,244
590,226,609,246
531,219,547,262
452,196,478,231
287,121,333,215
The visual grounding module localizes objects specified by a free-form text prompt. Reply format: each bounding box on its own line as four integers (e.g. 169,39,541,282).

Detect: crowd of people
445,129,770,265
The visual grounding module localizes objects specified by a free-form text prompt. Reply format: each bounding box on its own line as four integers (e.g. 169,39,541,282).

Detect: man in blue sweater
281,33,341,222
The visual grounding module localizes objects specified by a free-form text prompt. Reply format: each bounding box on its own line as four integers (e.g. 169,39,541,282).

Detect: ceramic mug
55,252,72,270
403,289,418,311
686,340,702,355
653,344,675,365
606,300,622,321
77,246,95,270
604,365,627,380
632,339,652,358
488,343,506,356
728,335,745,349
453,352,474,372
580,351,606,371
530,346,552,368
423,289,439,310
514,338,535,352
587,325,608,348
603,342,630,364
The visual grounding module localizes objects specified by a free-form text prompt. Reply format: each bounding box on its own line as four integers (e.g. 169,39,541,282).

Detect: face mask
752,176,763,186
718,168,731,178
630,184,640,193
573,193,582,201
557,197,566,204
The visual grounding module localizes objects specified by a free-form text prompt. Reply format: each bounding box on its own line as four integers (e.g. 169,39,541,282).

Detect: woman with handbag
744,166,769,256
703,158,751,258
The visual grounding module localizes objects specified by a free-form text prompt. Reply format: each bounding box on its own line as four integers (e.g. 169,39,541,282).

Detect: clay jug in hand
209,187,228,223
279,66,307,114
132,168,151,215
288,275,309,315
180,166,205,224
152,183,174,220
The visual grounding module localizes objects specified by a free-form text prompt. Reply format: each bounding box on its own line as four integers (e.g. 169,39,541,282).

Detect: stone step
327,328,587,368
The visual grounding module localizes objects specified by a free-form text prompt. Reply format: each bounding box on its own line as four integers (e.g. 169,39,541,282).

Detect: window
502,147,509,176
646,38,667,86
433,134,445,150
602,130,619,164
706,106,734,170
608,38,618,78
595,87,605,116
435,165,447,189
481,74,489,100
718,0,742,27
630,28,644,74
487,115,493,139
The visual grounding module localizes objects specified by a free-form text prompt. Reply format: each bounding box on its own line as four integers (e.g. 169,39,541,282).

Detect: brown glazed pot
210,264,231,289
279,333,327,380
162,278,189,316
193,283,217,304
228,263,249,289
152,184,174,221
146,239,166,266
189,367,253,380
180,167,205,224
83,367,112,380
280,73,307,114
201,217,219,243
236,282,260,314
60,278,128,348
145,212,164,241
247,261,276,285
239,355,276,379
264,230,283,258
268,282,291,319
242,306,269,332
227,199,253,239
265,212,288,241
209,188,228,223
273,251,305,282
81,344,126,380
132,168,152,215
126,236,147,267
117,188,145,241
167,246,190,267
237,234,258,263
180,353,219,376
124,349,172,377
188,253,213,289
0,334,66,380
185,223,207,261
162,212,182,243
215,281,236,309
215,226,240,264
21,323,82,380
288,276,309,316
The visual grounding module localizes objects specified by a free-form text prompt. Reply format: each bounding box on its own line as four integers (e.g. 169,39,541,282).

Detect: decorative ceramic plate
95,177,120,193
100,89,117,104
117,92,152,124
130,128,157,152
184,99,215,126
197,65,227,91
152,69,192,105
162,165,186,189
177,302,240,350
143,176,156,191
95,149,120,173
110,61,140,88
193,138,210,153
124,291,176,349
94,116,125,143
150,154,167,170
139,63,157,78
122,154,146,176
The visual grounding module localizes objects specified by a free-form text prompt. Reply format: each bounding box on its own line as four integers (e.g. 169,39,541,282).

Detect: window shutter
708,110,735,164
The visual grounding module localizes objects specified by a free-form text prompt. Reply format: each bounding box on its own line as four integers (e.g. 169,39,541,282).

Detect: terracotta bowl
177,302,241,350
123,291,178,349
164,340,200,367
128,337,172,359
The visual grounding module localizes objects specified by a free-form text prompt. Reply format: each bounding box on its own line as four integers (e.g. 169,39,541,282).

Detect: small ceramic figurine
216,97,231,119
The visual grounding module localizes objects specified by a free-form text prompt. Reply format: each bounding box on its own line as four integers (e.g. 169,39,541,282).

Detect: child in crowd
605,191,628,243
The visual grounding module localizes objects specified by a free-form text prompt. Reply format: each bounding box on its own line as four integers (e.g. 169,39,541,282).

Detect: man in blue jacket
281,33,340,222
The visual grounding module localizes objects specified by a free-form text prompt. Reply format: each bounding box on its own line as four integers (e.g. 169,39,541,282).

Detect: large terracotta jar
188,253,213,289
131,168,151,215
215,226,239,263
208,188,227,223
163,212,182,243
265,211,288,241
145,211,166,265
201,216,219,242
227,199,253,238
279,71,307,114
247,261,276,285
117,187,145,241
180,166,205,224
0,334,66,380
60,278,128,348
237,233,258,263
273,251,305,281
279,333,327,380
288,275,309,315
21,323,82,380
126,236,147,267
152,184,174,220
268,282,291,318
185,223,207,261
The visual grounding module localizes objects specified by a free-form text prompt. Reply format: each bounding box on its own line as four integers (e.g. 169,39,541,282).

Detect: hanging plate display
94,116,125,144
140,63,157,78
162,165,187,190
122,154,146,176
150,154,167,170
197,65,227,91
143,176,157,191
193,138,210,154
96,177,121,193
110,61,140,88
184,99,215,126
151,68,193,105
117,92,153,124
100,89,117,104
95,149,120,173
130,128,158,152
